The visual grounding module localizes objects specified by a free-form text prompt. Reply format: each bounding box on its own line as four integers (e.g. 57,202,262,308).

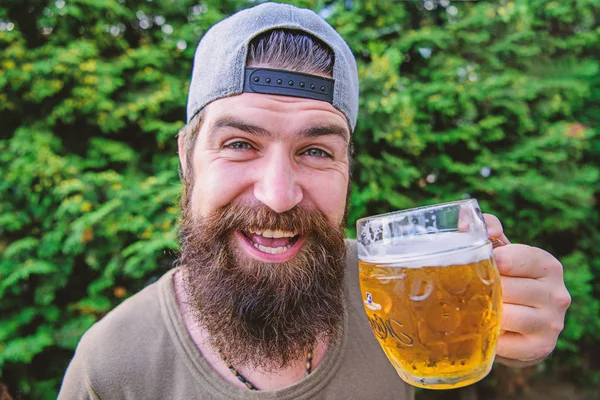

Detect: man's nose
253,152,303,213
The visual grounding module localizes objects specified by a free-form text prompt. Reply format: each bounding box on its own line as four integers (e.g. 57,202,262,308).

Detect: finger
500,276,547,308
500,303,546,334
493,244,558,279
496,331,556,362
483,213,511,245
458,206,474,230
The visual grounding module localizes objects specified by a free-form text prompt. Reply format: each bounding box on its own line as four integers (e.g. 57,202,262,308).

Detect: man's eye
304,148,330,158
225,141,252,150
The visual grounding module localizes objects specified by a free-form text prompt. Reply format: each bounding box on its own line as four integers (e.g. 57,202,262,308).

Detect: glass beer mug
357,199,502,390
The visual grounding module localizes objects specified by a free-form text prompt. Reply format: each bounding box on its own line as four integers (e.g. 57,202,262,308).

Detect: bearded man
59,3,571,399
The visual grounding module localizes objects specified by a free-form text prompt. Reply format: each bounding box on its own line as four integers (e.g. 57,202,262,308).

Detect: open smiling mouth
241,229,301,254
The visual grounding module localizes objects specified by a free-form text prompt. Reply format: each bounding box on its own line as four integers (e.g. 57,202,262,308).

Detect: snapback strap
243,67,334,103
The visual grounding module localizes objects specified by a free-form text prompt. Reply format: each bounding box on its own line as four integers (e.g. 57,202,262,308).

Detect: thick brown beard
178,200,347,372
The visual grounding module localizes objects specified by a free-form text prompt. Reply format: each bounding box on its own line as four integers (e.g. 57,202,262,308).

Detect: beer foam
358,231,492,268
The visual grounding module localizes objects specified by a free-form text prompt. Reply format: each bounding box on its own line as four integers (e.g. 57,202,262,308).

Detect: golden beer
359,239,502,390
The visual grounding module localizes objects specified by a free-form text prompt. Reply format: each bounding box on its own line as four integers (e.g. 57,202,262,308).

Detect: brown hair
247,29,334,77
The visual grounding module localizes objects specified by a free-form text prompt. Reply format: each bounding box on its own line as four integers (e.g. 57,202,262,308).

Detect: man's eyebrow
211,116,271,137
297,125,349,142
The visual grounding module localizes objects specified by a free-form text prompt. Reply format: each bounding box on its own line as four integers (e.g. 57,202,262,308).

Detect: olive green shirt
58,240,413,400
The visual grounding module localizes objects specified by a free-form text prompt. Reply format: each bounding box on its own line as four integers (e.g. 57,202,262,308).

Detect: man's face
177,93,350,370
181,92,350,260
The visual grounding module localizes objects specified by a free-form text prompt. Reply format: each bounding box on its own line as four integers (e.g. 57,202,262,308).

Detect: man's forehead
202,93,351,139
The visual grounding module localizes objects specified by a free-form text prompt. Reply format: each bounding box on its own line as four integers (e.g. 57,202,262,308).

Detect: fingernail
491,238,507,249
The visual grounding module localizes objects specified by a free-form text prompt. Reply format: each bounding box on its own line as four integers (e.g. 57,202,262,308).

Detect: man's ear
178,133,187,177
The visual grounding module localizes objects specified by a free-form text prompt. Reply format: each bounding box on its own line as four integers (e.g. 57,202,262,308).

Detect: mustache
181,201,342,243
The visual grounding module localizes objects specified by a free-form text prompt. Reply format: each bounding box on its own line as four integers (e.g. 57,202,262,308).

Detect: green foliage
0,0,598,398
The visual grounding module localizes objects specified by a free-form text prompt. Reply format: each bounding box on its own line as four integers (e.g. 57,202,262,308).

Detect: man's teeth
253,243,292,254
245,229,297,254
248,229,296,238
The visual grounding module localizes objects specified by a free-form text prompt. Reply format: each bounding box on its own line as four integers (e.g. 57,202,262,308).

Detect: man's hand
484,214,571,367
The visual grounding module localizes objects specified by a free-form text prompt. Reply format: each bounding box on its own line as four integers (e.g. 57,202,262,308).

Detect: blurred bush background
0,0,598,399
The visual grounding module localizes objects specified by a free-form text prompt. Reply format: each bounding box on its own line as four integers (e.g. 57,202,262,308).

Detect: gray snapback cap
186,2,359,131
